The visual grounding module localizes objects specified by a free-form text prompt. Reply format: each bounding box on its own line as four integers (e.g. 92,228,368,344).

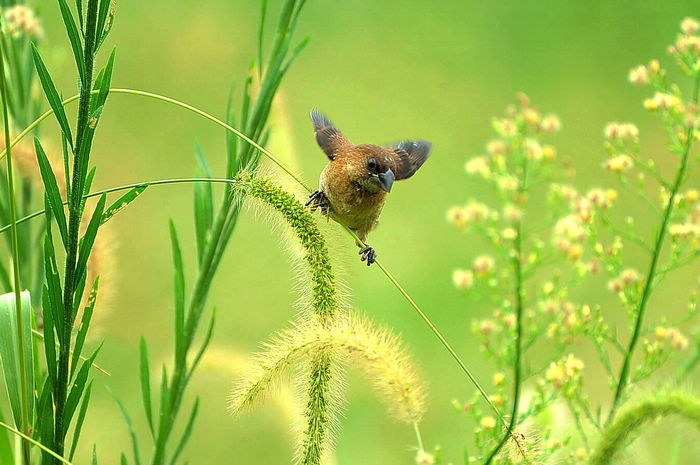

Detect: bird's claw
358,245,376,266
306,190,330,215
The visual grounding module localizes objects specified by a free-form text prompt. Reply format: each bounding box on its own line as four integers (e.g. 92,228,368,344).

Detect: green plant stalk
484,221,524,464
54,1,100,462
0,87,500,419
589,390,700,465
608,72,700,424
0,22,31,465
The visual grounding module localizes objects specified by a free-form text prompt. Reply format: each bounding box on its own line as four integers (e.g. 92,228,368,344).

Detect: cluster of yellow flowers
654,326,689,351
550,184,618,265
2,5,43,38
669,188,700,241
544,354,584,396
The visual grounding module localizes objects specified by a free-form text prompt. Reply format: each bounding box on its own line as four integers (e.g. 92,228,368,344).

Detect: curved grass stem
0,87,501,420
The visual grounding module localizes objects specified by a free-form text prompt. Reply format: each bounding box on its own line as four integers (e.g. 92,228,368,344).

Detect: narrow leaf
35,378,55,463
64,343,101,427
58,0,86,85
169,399,200,465
69,381,92,460
0,291,34,430
95,49,116,110
79,166,97,215
188,308,216,381
75,0,84,31
102,184,147,225
31,44,73,147
156,365,170,440
96,0,111,48
74,194,106,290
139,337,154,436
108,387,142,465
35,139,68,246
42,288,58,389
169,221,185,363
71,278,99,379
44,225,65,339
257,0,269,78
193,143,213,264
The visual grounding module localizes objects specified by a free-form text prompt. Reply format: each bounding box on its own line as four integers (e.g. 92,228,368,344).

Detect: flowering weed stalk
442,17,700,465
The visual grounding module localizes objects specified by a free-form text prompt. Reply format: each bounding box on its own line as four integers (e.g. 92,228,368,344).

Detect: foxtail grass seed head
229,315,426,424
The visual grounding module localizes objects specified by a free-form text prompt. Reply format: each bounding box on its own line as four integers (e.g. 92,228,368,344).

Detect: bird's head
348,146,396,194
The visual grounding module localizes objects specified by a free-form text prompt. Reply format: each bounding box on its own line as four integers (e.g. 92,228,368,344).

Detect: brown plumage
306,109,431,265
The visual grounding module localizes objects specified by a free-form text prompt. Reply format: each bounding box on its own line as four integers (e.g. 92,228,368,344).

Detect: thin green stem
607,72,700,425
484,222,524,464
0,86,497,419
0,21,31,465
0,420,73,465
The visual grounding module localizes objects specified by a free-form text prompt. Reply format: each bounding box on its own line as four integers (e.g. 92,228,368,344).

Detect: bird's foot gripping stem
358,245,376,266
305,190,331,215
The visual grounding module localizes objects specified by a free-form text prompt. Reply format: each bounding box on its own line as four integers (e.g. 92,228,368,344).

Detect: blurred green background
26,0,700,463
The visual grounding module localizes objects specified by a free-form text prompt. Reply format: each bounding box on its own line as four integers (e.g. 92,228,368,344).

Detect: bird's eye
367,158,377,171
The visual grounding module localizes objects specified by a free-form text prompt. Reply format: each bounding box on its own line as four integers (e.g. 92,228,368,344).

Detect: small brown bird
306,109,431,265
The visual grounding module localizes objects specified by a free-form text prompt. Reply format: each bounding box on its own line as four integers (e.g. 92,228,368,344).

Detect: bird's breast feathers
320,163,387,231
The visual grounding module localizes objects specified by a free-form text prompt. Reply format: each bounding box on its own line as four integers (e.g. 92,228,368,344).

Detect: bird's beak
377,169,395,192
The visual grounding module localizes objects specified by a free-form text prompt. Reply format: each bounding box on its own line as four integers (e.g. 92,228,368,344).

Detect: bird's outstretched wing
310,109,350,160
386,140,432,180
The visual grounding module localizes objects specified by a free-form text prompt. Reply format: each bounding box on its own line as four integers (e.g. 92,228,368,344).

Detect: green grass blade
281,33,312,76
224,85,238,178
193,143,213,264
58,0,86,85
69,381,92,460
44,226,65,340
30,44,73,148
74,193,106,290
95,0,111,49
92,444,99,465
257,0,269,78
121,453,128,465
72,267,88,320
169,221,185,362
187,308,216,381
169,398,199,465
0,290,33,430
108,385,142,465
96,0,115,49
75,0,84,32
64,343,102,427
95,49,115,109
35,138,68,246
156,365,171,441
139,337,154,437
71,278,99,379
37,377,55,457
101,184,147,225
62,134,72,198
80,166,97,215
42,287,58,388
